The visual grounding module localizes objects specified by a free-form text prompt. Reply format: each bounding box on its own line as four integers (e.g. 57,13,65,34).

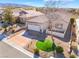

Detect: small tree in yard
56,46,64,53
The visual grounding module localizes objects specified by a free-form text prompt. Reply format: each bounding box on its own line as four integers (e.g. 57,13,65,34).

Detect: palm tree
70,18,75,25
69,18,75,54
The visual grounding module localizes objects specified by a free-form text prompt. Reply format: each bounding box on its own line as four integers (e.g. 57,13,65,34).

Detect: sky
0,0,79,8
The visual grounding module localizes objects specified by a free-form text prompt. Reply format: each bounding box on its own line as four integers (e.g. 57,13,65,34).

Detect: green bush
36,39,56,52
56,46,64,53
70,54,76,58
52,42,56,51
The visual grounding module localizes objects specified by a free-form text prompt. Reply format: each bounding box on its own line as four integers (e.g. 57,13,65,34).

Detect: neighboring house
15,10,44,24
19,11,28,24
19,11,28,15
19,15,27,24
25,10,44,18
0,9,4,20
13,10,28,24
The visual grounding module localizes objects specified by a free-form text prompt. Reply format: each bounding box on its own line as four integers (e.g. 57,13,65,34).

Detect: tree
3,7,16,25
70,18,75,25
70,18,75,54
56,46,64,53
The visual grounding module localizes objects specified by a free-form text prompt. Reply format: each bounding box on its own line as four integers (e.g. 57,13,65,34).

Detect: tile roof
26,15,49,24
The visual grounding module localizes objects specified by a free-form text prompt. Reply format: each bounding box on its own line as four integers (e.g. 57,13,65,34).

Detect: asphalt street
0,41,30,58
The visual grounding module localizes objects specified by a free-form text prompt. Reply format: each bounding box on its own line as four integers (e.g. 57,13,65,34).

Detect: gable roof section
26,15,49,24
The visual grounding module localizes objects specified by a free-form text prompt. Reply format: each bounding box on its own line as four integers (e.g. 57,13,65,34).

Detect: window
55,23,63,29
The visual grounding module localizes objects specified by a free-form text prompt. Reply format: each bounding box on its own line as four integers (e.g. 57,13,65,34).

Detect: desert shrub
70,54,76,58
56,46,64,53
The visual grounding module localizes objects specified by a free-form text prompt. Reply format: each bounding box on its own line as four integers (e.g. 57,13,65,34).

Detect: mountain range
0,3,33,7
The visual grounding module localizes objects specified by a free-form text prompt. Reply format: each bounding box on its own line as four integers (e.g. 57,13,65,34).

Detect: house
12,10,28,24
18,15,27,24
26,15,49,33
14,9,44,24
19,11,29,24
26,10,72,38
47,10,72,38
75,18,79,45
19,11,28,16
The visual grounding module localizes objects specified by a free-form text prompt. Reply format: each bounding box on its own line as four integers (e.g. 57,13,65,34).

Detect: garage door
28,24,41,32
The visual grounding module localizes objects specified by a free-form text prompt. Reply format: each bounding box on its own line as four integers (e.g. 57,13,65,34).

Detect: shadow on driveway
55,53,65,58
22,30,47,41
34,53,40,58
